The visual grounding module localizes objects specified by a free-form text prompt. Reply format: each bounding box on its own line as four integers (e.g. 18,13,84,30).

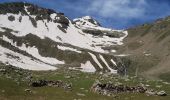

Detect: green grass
0,64,170,100
159,73,170,82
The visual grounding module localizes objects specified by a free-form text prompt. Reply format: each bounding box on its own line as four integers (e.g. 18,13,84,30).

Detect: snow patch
0,13,128,54
88,52,103,69
80,61,96,72
99,54,117,73
57,45,82,53
111,50,116,53
111,59,117,66
114,54,130,57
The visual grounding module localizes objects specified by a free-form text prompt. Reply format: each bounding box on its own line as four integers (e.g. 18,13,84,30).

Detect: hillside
118,16,170,80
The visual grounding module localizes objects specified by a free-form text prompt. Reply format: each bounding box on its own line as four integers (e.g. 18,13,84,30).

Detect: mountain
1,2,170,81
0,2,128,74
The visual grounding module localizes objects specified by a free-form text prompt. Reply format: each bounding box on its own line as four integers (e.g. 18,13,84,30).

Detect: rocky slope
0,2,128,74
117,16,170,79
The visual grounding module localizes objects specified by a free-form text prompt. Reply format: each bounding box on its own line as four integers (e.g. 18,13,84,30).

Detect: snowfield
1,35,65,65
0,11,128,54
80,61,96,72
0,45,57,71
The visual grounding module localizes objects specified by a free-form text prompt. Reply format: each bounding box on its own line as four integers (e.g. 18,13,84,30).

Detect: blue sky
1,0,170,29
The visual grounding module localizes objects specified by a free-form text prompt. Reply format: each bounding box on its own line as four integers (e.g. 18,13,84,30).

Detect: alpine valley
0,2,170,100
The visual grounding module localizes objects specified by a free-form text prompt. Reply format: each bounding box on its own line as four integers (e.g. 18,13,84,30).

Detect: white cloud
87,0,147,18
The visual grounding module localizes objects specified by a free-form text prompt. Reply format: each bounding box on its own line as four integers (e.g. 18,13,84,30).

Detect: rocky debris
91,82,167,97
31,80,72,90
145,89,156,96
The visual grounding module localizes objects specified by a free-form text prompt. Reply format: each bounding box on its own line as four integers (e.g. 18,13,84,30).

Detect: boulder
157,91,167,96
24,89,31,93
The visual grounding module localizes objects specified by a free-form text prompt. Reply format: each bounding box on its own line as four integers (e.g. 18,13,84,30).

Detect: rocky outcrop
31,80,72,90
91,82,167,97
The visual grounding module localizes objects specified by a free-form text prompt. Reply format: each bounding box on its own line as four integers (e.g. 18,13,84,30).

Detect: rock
157,91,167,96
156,85,162,88
163,82,170,85
80,88,84,90
64,83,72,90
0,69,6,72
145,84,150,87
145,89,157,96
24,89,31,93
1,90,5,93
31,80,72,91
85,76,89,79
76,93,85,96
31,80,47,87
64,75,71,79
136,86,147,93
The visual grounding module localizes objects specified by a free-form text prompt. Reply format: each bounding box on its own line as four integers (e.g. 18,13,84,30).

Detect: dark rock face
0,2,70,30
29,16,37,28
82,29,103,36
0,2,69,23
0,2,26,14
8,15,15,21
54,14,69,25
0,2,55,15
57,25,67,33
31,80,47,87
87,18,101,26
82,29,124,38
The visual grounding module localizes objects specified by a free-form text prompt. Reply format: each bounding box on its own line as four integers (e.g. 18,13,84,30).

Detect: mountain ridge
0,2,128,75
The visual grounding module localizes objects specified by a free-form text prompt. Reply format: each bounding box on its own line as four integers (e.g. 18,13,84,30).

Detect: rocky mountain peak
73,16,101,27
